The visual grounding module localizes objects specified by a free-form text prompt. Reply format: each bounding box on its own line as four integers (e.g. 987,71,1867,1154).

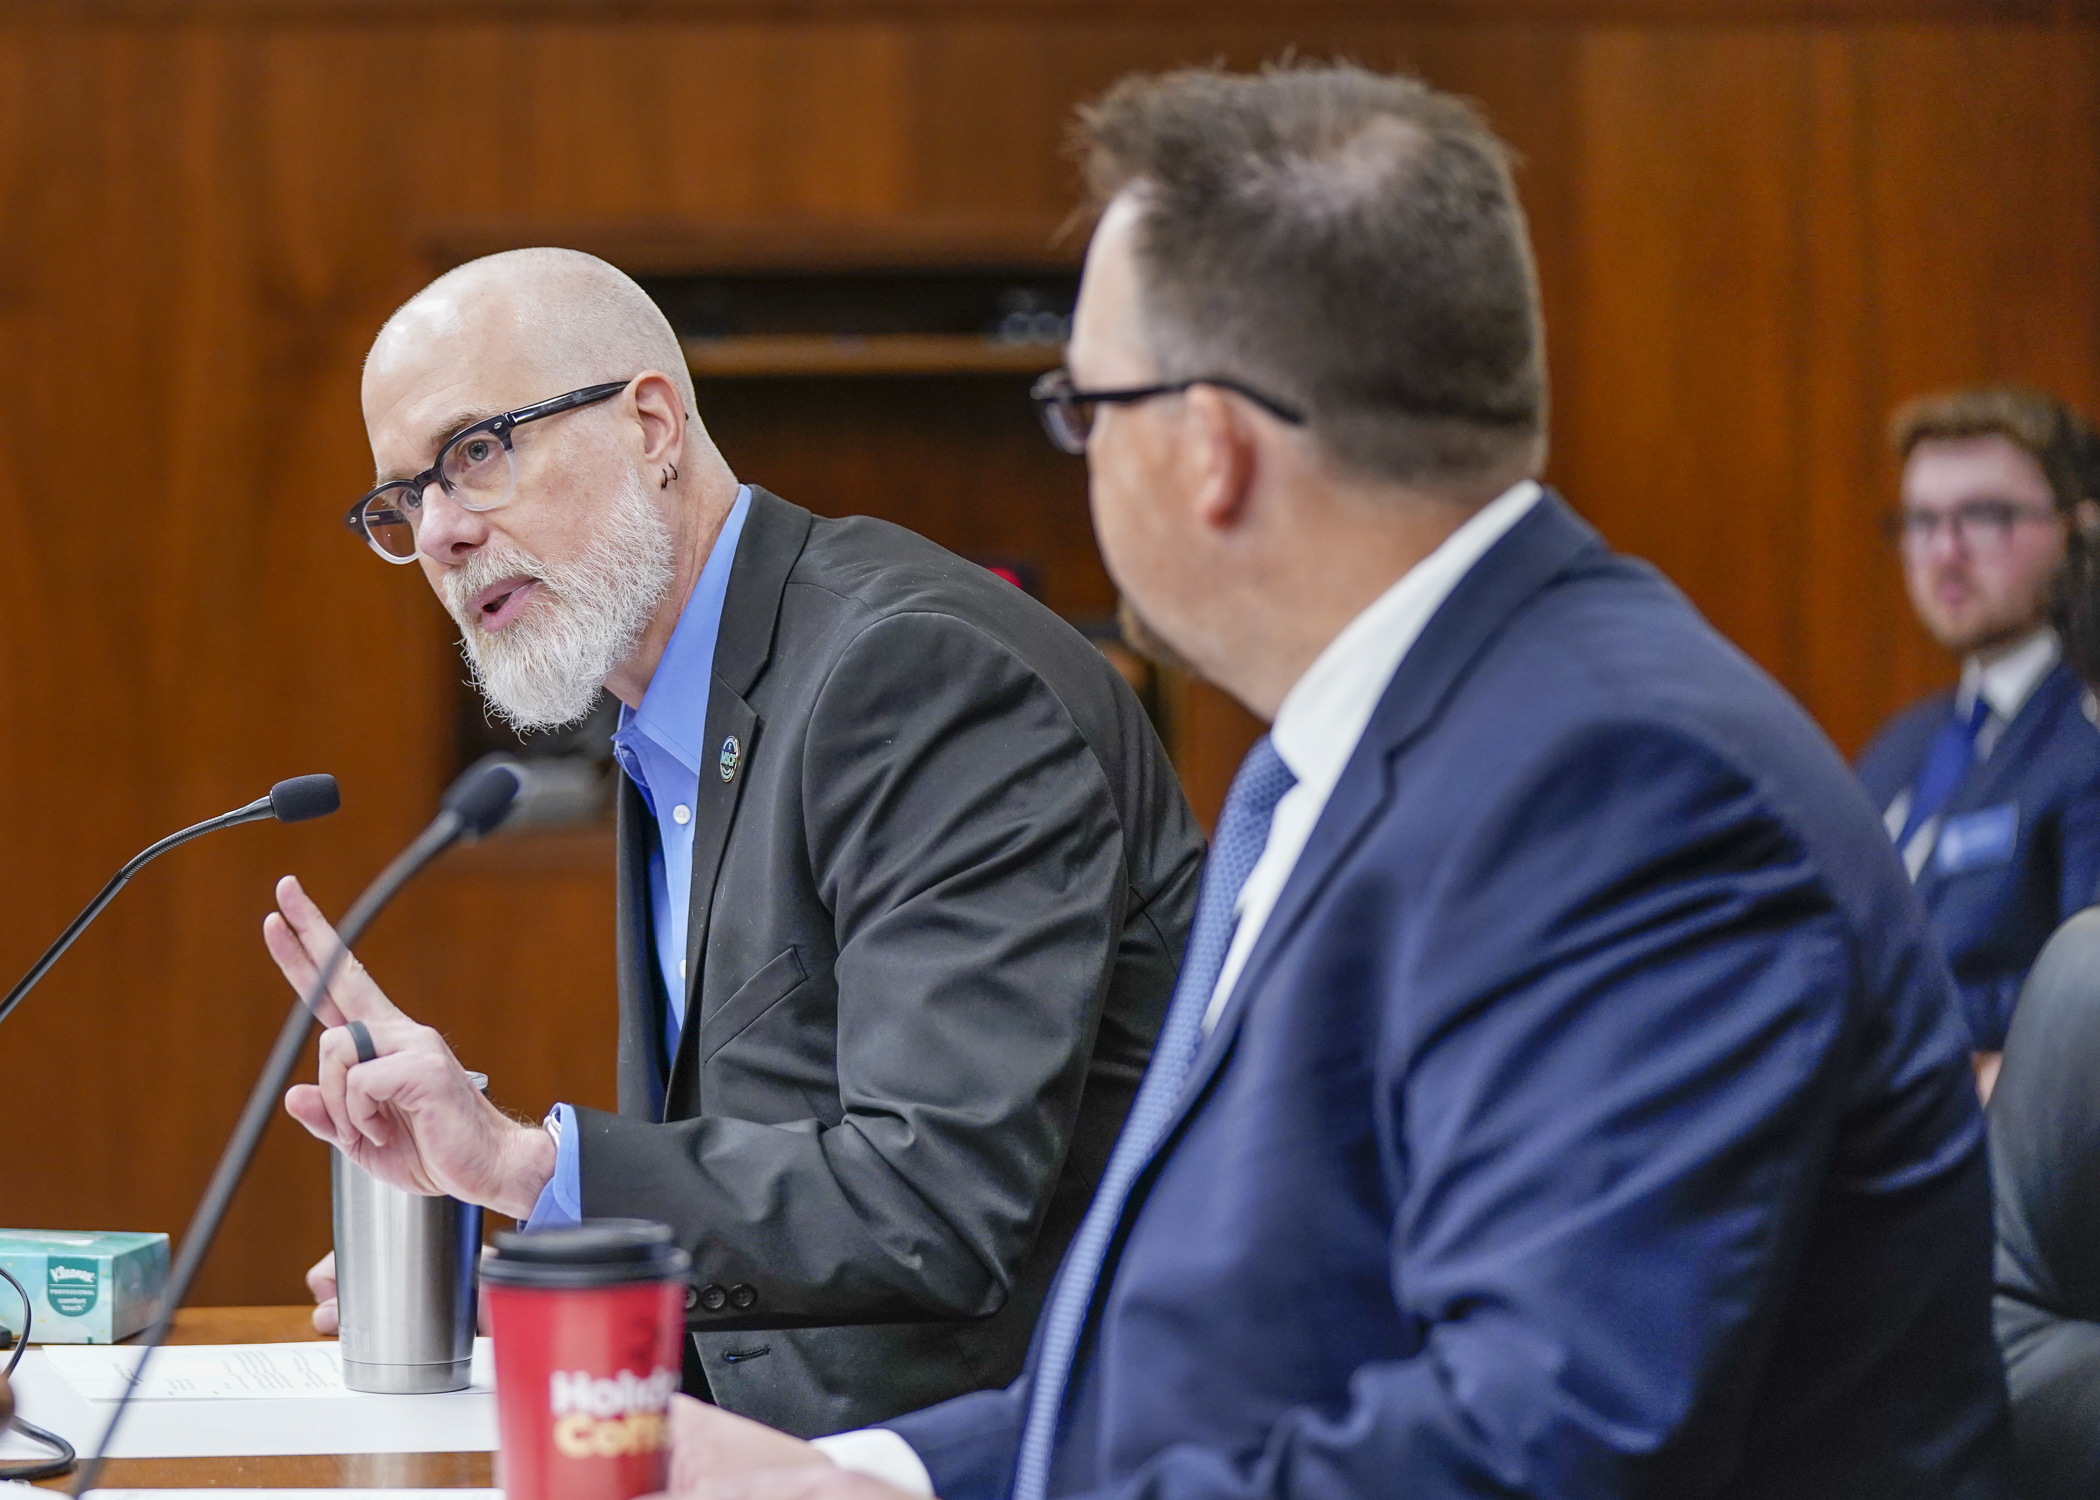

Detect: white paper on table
43,1342,357,1400
0,1343,498,1458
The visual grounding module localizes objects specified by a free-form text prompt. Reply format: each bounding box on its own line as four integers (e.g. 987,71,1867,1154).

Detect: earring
661,463,678,490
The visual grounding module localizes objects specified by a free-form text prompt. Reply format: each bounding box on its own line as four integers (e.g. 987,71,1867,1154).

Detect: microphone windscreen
443,756,523,838
269,774,341,824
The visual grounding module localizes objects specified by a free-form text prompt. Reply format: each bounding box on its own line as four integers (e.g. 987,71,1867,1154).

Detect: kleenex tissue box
0,1229,169,1344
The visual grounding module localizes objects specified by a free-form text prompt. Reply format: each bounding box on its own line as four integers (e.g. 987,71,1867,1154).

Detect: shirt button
679,959,687,979
673,804,691,825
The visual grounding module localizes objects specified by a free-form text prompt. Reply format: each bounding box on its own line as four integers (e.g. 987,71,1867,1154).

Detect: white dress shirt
1886,626,2060,878
1962,626,2059,762
812,477,1545,1494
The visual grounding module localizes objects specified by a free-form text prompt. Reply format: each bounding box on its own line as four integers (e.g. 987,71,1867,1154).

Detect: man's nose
1910,516,1968,569
416,481,491,565
1932,530,1975,570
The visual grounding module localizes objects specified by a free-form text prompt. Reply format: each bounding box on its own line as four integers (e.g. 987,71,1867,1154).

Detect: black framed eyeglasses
1029,368,1306,456
344,380,633,563
1880,498,2063,555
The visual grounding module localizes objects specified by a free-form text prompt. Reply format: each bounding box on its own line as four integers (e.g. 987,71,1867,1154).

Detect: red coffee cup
484,1220,692,1500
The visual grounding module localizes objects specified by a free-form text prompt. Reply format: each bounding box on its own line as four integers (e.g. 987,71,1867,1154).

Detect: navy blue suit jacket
1856,662,2100,1051
884,494,2007,1499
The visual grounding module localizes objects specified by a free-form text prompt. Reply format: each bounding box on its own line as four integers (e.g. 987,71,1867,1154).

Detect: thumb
284,1083,345,1147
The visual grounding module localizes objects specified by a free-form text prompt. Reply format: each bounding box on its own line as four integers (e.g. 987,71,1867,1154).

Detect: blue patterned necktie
1010,736,1298,1500
1895,695,1992,850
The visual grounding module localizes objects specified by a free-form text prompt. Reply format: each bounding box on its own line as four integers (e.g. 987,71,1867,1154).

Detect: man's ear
630,371,687,466
1182,384,1258,533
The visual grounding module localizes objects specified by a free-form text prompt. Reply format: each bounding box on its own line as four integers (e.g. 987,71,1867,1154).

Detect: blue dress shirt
526,485,751,1230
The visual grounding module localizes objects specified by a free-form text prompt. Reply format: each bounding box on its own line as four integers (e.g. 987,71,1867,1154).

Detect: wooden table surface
30,1306,493,1490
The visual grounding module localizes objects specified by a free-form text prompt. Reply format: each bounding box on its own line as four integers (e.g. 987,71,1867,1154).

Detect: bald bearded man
268,249,1201,1436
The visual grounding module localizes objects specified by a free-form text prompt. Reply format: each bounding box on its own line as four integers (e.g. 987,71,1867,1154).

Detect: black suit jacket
573,487,1202,1437
1991,909,2100,1493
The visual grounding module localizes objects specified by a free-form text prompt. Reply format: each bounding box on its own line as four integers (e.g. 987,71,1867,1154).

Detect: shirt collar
618,485,753,775
1270,479,1543,797
1960,626,2060,724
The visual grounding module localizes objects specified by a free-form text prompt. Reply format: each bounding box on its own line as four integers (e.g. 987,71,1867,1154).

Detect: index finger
272,875,403,1025
264,911,346,1027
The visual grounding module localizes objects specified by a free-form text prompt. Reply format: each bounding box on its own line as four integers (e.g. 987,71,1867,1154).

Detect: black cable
0,1264,79,1481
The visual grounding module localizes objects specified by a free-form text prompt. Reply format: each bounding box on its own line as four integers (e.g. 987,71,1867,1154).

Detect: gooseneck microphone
0,774,342,1030
69,757,524,1497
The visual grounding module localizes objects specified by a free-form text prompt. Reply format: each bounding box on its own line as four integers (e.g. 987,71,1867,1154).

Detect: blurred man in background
1858,388,2100,1096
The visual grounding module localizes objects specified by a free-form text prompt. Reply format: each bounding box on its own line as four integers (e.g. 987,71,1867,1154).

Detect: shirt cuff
521,1103,582,1231
811,1429,934,1497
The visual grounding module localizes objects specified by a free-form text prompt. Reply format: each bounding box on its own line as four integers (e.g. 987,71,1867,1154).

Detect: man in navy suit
657,63,2009,1500
1856,388,2100,1094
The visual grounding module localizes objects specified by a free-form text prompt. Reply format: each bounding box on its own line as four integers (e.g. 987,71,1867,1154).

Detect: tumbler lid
483,1218,692,1288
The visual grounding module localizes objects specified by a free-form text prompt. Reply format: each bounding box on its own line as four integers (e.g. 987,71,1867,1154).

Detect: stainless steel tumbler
330,1073,485,1394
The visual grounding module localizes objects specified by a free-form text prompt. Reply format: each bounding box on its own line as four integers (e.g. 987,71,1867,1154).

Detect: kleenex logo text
46,1256,100,1317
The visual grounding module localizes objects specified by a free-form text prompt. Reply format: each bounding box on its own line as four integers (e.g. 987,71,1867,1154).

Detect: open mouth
468,576,540,633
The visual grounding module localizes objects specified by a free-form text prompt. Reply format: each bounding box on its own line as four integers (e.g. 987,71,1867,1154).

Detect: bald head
357,246,741,721
367,247,696,418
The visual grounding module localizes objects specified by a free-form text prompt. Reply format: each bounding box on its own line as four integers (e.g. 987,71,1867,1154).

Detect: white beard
442,471,674,732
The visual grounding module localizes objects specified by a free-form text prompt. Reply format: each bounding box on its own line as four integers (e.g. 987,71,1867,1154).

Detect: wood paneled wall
0,0,2094,1305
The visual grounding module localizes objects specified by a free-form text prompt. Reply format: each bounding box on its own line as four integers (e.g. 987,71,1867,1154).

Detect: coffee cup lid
483,1218,693,1288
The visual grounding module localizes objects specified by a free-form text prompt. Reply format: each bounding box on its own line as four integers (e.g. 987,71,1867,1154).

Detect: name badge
1934,802,2019,876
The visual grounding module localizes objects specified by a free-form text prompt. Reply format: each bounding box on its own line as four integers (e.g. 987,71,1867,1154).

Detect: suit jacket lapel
659,487,812,1122
662,683,758,1120
1156,493,1608,1149
1914,662,2075,902
614,774,671,1121
1958,662,2074,812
